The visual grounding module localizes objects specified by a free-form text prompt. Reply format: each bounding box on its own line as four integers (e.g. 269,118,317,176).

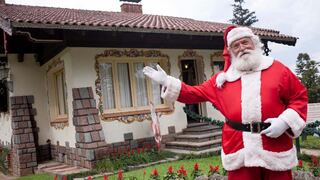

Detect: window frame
97,57,171,119
47,61,68,124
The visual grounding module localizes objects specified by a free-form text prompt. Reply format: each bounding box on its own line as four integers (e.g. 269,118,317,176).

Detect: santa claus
143,26,307,180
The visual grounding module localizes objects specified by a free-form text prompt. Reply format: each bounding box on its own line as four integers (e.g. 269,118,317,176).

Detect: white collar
216,55,274,88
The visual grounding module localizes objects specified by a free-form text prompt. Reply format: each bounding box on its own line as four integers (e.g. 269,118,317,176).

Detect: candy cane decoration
149,101,162,150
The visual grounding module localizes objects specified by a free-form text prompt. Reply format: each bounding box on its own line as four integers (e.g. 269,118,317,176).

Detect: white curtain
56,70,67,115
149,63,162,105
117,63,132,108
99,63,115,110
134,63,148,106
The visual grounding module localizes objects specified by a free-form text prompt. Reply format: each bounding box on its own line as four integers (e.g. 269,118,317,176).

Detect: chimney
121,3,143,14
0,0,5,5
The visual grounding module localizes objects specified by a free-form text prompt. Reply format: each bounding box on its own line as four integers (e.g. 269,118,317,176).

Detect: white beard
231,48,263,72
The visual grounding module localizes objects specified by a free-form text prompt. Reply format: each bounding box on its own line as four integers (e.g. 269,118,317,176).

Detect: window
54,70,68,117
0,80,8,112
47,61,68,124
212,61,224,73
98,58,169,118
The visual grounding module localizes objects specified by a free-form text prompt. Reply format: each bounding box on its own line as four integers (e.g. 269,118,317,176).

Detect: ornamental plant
177,165,188,179
309,155,320,177
117,169,123,180
191,163,203,178
208,164,220,176
149,168,160,180
296,160,305,171
163,166,178,180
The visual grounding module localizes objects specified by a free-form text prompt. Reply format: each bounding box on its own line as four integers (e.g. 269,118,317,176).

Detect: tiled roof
0,3,297,45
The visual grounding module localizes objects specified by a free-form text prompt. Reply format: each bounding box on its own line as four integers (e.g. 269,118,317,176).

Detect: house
0,0,297,176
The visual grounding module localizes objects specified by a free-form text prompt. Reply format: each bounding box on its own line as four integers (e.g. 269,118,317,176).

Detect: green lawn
300,135,320,149
16,173,54,180
96,156,222,179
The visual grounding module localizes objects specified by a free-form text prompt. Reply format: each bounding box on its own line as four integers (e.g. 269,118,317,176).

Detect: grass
16,173,54,180
96,155,222,179
300,135,320,149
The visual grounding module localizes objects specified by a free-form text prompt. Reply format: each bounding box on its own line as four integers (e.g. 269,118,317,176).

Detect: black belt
226,119,271,133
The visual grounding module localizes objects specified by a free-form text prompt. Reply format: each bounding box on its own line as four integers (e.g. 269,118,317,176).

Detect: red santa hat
216,26,255,87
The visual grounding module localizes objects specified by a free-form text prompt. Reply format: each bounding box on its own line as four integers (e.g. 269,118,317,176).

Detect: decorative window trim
46,59,69,129
210,51,224,75
178,49,208,116
95,49,173,123
178,49,205,81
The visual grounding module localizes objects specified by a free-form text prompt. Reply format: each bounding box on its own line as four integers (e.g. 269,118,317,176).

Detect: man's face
229,37,255,58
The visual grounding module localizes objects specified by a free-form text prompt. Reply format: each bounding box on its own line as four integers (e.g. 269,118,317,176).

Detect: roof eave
10,22,297,46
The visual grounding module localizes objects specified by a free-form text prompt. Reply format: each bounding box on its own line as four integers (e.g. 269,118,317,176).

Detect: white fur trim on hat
227,27,255,47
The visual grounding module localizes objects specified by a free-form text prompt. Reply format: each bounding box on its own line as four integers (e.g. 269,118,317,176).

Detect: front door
181,59,200,124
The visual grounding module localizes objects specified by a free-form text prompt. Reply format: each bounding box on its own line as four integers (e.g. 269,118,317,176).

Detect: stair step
163,146,221,155
37,160,90,177
183,125,221,134
166,138,221,147
175,132,222,142
165,139,221,151
187,122,210,128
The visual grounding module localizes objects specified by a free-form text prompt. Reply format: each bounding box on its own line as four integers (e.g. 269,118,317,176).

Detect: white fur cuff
279,108,306,138
160,76,181,102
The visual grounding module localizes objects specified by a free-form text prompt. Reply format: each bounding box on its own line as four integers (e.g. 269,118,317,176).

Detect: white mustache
238,49,253,58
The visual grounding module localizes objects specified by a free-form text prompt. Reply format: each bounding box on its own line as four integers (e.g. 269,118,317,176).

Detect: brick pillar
11,96,37,176
72,87,107,168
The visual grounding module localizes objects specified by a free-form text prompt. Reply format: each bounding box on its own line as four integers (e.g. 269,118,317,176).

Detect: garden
2,134,317,180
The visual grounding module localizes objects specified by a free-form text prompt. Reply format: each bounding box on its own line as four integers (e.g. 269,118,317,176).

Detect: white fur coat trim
216,55,274,88
221,68,298,171
161,76,181,102
221,146,298,171
279,108,306,138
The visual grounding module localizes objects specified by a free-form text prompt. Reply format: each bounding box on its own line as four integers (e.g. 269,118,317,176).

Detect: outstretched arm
143,65,218,105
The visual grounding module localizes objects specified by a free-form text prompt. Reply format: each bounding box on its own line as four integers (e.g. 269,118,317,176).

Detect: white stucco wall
8,54,50,145
5,48,226,147
65,48,225,143
8,54,77,146
0,113,12,146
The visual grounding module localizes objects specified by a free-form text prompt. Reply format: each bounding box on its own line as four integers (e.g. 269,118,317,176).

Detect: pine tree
229,0,258,26
295,53,320,103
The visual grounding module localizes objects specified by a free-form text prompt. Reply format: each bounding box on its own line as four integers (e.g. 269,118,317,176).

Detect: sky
5,0,320,71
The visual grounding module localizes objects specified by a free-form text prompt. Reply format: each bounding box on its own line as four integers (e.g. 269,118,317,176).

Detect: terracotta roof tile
0,3,297,45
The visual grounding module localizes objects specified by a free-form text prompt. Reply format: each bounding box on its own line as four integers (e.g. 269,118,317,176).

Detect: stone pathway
0,172,16,180
301,148,320,157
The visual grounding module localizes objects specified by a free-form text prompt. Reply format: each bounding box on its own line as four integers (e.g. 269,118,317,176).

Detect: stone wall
10,96,38,176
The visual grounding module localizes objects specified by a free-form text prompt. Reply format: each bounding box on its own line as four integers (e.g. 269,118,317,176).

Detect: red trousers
228,167,292,180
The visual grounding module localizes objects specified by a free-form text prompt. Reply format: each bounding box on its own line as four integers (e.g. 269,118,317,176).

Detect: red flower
194,163,199,171
118,169,123,180
214,165,219,172
167,166,174,174
298,160,303,167
151,169,159,176
177,165,187,177
311,155,319,166
209,164,219,173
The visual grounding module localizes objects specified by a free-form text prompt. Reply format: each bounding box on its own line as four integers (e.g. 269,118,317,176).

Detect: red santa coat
161,56,307,171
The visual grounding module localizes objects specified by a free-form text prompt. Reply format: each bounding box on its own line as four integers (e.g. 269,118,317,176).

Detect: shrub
0,147,9,175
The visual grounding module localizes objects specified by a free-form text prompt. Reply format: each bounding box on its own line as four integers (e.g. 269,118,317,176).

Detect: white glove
261,118,289,138
143,65,168,86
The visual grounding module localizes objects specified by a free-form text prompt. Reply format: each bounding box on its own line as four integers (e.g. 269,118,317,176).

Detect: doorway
181,59,200,124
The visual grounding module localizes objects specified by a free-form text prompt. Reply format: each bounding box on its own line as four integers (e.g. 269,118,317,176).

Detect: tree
295,53,320,103
229,0,258,26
